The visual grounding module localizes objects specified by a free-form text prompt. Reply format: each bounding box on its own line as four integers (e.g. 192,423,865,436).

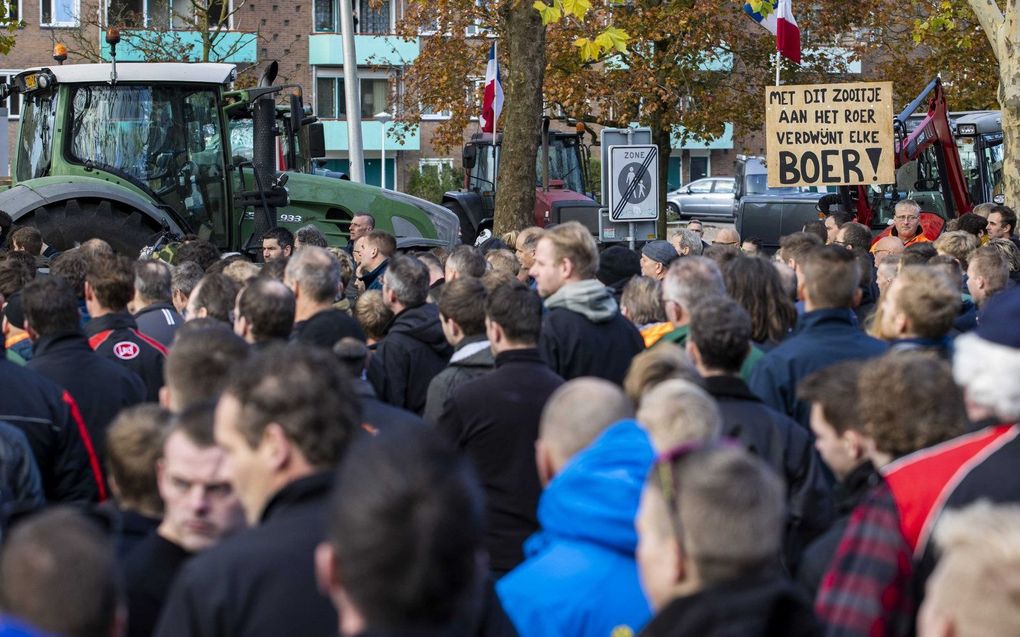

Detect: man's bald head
872,235,904,266
538,378,634,482
713,228,740,247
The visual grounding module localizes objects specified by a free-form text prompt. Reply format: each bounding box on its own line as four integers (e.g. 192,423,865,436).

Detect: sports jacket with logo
85,312,167,402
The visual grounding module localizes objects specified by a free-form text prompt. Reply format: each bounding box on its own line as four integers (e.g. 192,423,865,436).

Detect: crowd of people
0,200,1019,637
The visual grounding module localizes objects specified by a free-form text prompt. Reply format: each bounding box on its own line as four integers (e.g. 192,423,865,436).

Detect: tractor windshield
67,84,229,243
16,92,57,182
537,136,585,194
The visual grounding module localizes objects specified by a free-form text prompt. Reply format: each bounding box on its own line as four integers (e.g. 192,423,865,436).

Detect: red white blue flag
481,43,504,133
744,0,801,64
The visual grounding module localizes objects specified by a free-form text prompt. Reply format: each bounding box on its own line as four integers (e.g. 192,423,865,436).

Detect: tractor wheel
443,201,477,245
26,199,160,257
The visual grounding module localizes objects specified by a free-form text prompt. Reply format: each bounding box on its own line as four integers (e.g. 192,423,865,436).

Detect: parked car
666,177,736,219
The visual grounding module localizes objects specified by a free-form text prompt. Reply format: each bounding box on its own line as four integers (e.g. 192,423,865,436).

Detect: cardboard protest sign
765,81,895,188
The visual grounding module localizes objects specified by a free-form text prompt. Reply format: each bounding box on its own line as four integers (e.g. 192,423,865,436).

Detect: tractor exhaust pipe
252,96,278,237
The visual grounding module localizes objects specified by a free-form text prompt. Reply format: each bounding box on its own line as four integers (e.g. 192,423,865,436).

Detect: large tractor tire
27,199,160,257
443,201,477,245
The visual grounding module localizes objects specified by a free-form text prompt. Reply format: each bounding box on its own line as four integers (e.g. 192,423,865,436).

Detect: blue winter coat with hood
496,419,654,637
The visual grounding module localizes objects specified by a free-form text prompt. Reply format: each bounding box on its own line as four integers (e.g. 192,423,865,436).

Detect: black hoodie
367,303,453,414
639,571,822,637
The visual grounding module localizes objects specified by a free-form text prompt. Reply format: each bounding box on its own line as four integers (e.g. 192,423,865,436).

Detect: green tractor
0,60,458,256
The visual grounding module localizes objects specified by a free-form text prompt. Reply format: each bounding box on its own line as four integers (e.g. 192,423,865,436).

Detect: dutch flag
744,0,801,64
481,43,504,134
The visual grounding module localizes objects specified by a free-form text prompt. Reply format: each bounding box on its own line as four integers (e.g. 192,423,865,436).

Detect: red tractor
442,119,601,244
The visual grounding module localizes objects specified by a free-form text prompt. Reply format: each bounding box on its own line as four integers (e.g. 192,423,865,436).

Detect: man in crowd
825,210,854,244
0,302,100,503
919,502,1020,637
424,277,494,425
497,379,652,637
0,509,123,637
262,227,294,263
234,278,296,346
159,323,250,414
438,281,564,576
132,260,184,347
657,256,725,350
713,227,741,248
344,213,375,256
669,229,704,257
171,262,204,315
749,245,887,428
687,298,833,571
184,273,239,324
355,230,395,291
531,222,643,384
795,360,879,596
835,222,874,254
315,425,488,636
966,246,1008,315
156,345,359,637
444,245,487,282
83,254,167,401
870,235,905,267
636,446,819,635
876,265,960,356
639,240,678,281
368,255,452,414
124,403,246,637
778,231,823,275
24,276,145,464
10,226,57,263
986,204,1019,249
332,338,426,432
884,199,930,248
294,225,328,250
286,247,364,348
515,227,543,286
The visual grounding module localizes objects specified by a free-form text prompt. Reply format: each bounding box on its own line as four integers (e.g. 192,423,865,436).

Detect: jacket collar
836,461,880,514
450,335,491,364
31,331,91,357
84,311,138,335
133,301,178,317
794,308,856,333
703,375,761,403
494,348,543,368
360,259,389,287
259,471,334,524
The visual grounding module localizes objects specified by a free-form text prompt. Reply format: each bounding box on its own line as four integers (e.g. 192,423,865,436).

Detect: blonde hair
637,379,721,452
539,222,599,279
623,343,701,407
934,231,980,269
924,501,1020,637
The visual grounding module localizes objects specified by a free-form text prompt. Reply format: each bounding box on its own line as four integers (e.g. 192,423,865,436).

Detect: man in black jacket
530,222,643,384
438,281,564,576
132,260,184,348
636,446,821,637
795,360,879,596
367,255,453,414
84,254,167,401
155,344,359,637
423,277,494,425
286,246,363,348
23,276,146,468
0,337,99,503
686,299,834,574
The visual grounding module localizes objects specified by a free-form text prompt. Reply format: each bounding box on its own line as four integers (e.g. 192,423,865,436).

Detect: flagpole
775,50,782,86
493,40,499,198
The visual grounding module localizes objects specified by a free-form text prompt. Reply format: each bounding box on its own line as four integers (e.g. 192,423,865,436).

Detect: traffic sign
608,145,659,221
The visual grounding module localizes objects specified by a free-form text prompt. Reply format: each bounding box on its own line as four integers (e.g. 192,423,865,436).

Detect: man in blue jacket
497,378,652,637
748,245,887,429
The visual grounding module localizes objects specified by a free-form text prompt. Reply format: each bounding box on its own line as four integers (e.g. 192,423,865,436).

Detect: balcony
308,34,420,67
99,29,257,63
321,120,420,152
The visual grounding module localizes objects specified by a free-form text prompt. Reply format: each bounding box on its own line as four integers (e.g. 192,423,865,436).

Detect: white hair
953,333,1020,421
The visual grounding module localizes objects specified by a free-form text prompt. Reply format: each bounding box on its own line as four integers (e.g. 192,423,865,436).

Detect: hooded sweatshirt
367,303,453,414
539,280,644,383
497,419,655,637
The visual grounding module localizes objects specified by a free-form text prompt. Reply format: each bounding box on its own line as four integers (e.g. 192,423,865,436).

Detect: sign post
765,81,895,188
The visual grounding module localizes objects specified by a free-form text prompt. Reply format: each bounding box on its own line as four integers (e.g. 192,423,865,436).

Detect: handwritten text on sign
765,82,895,188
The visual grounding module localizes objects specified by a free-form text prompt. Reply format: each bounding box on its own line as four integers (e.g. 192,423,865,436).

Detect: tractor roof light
53,43,67,65
957,123,978,136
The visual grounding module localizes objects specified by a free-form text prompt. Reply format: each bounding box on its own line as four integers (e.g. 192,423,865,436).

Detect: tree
961,0,1020,204
406,163,465,203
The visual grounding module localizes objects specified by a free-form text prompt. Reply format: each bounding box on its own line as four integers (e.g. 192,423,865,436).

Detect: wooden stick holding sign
765,81,895,188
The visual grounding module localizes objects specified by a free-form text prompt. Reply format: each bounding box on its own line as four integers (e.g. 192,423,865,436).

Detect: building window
41,0,77,26
108,0,230,29
0,72,21,119
419,158,453,170
689,152,710,181
421,103,451,120
6,0,20,23
316,76,391,120
313,0,389,33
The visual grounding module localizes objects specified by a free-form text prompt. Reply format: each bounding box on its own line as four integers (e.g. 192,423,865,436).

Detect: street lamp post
375,111,392,190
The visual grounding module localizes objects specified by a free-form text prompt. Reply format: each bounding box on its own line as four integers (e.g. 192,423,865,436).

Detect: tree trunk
651,121,671,240
493,0,545,236
998,51,1020,208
